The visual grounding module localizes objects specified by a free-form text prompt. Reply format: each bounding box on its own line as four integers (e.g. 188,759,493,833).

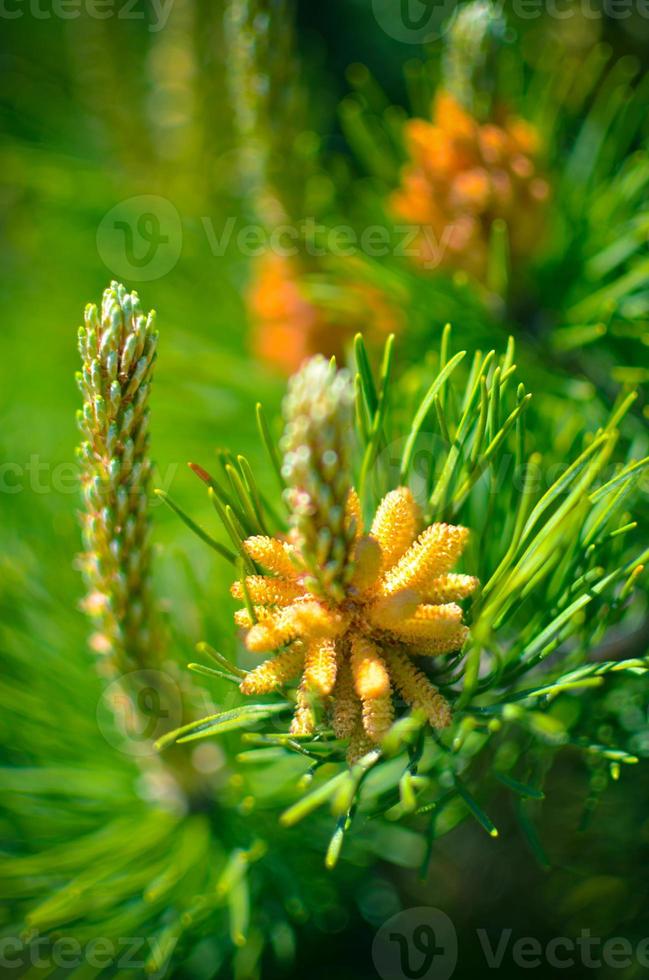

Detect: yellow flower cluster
232,486,477,760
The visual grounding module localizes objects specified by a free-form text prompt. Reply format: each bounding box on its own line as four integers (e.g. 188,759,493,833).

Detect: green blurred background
2,1,649,977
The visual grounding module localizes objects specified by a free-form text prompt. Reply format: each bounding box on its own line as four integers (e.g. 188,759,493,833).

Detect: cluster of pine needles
159,322,649,870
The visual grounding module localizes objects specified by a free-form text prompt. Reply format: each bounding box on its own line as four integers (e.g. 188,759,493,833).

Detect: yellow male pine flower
232,486,478,760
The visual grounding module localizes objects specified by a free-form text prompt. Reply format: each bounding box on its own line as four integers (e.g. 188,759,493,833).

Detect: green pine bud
281,355,357,602
77,281,158,677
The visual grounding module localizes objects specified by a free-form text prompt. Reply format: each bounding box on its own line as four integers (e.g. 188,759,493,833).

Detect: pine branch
160,331,648,865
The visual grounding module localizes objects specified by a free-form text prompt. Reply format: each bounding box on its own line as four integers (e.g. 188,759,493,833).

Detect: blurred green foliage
2,2,649,978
